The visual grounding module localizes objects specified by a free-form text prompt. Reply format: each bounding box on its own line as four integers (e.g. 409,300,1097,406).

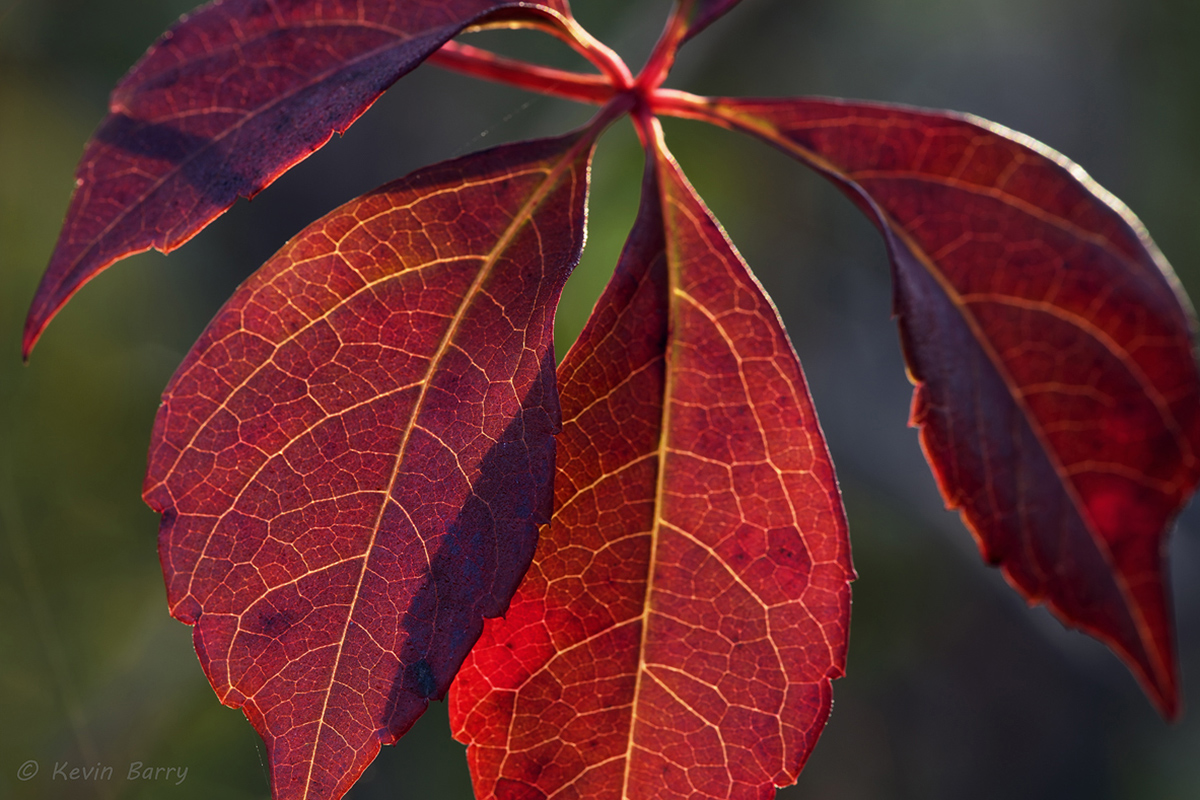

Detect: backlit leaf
142,131,594,800
24,0,572,356
679,95,1200,717
450,125,854,800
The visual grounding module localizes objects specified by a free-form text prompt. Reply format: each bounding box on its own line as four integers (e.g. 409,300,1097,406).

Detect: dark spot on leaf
251,609,293,637
407,658,437,699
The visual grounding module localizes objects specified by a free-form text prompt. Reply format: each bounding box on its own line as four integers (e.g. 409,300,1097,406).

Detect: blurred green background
3,0,1199,797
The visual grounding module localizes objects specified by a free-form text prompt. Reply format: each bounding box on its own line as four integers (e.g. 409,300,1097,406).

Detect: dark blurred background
3,0,1199,797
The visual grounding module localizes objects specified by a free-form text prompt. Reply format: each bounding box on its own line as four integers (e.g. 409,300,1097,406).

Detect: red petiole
427,42,616,105
637,0,695,93
433,0,700,126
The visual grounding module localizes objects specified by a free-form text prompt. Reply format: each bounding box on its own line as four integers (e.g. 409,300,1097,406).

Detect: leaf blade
24,0,572,356
143,131,594,800
686,95,1200,716
450,128,853,799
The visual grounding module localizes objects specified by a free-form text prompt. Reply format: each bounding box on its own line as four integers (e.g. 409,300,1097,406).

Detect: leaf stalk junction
430,0,712,146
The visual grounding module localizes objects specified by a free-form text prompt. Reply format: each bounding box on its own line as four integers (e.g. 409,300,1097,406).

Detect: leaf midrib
299,137,587,800
694,99,1175,711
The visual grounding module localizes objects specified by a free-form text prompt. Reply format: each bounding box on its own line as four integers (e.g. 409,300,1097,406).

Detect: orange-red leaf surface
450,125,854,800
24,0,571,356
142,131,594,800
675,96,1200,716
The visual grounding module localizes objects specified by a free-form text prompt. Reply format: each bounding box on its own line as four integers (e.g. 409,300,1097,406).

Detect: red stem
428,42,616,105
586,93,640,145
650,89,783,154
649,88,723,124
630,102,659,152
519,15,634,90
637,0,696,92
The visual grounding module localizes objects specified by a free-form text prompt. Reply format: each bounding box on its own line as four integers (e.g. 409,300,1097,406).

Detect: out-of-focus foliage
1,0,1198,797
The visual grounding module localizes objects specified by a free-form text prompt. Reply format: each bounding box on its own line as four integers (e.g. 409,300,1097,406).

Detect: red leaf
142,131,594,800
23,0,572,357
670,95,1200,717
450,124,853,799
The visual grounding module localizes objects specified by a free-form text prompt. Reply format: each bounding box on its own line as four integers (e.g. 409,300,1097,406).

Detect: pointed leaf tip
24,0,572,355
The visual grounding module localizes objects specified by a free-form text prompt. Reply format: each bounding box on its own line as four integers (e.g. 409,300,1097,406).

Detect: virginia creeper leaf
684,96,1200,716
24,0,573,356
142,131,594,800
450,128,854,799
